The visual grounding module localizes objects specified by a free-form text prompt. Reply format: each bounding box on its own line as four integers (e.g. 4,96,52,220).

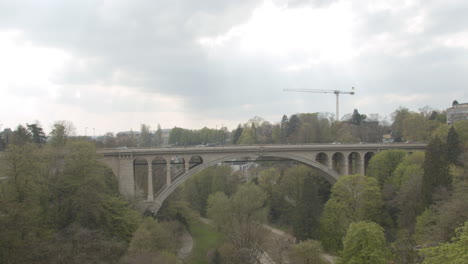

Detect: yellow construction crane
284,87,355,121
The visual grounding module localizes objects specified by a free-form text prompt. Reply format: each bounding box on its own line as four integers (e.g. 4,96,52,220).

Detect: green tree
422,136,451,207
49,120,74,148
127,217,181,255
420,221,468,264
446,126,462,165
367,149,407,186
207,192,231,228
207,185,268,264
237,124,256,144
48,141,140,239
290,240,327,264
339,221,391,264
392,151,425,188
12,125,32,146
0,143,51,263
0,134,140,263
390,230,419,264
292,174,322,240
287,114,301,142
414,180,468,245
392,107,411,142
350,109,367,125
27,123,46,144
281,114,289,143
453,120,468,144
46,224,127,264
392,165,424,231
102,132,117,148
320,175,384,252
140,124,153,147
232,124,243,145
258,167,285,222
155,124,163,146
402,112,433,142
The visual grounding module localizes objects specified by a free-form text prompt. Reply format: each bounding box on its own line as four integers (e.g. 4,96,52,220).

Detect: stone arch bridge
98,143,426,213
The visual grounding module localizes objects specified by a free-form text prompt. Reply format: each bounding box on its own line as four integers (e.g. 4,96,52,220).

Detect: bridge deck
98,143,427,156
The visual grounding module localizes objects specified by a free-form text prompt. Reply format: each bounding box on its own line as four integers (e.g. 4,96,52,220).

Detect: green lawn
187,220,225,264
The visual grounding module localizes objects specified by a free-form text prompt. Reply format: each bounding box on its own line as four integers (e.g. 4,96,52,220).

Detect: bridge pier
184,159,190,173
166,162,172,186
147,160,154,201
342,158,349,175
327,158,333,171
360,157,366,175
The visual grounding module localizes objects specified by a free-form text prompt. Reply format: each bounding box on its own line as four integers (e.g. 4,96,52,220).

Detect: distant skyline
1,0,467,134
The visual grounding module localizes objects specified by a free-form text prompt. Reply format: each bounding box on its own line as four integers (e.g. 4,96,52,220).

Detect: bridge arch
315,152,329,167
364,151,375,175
153,152,341,210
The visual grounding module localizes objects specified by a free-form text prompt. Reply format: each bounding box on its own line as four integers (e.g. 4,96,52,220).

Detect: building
447,100,468,125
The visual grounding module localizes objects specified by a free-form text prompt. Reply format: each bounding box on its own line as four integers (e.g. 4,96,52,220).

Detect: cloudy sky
1,0,467,134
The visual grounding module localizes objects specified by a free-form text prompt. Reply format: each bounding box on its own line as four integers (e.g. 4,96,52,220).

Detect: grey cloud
2,0,468,124
274,0,340,8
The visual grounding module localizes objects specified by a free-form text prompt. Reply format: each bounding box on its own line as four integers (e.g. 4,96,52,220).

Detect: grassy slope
187,220,224,264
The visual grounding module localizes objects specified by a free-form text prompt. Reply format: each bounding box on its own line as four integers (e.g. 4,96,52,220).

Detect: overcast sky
1,0,467,134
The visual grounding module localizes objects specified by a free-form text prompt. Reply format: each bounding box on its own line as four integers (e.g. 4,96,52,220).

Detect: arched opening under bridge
151,152,341,214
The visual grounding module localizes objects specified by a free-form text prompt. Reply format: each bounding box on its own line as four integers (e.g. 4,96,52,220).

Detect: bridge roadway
98,143,426,213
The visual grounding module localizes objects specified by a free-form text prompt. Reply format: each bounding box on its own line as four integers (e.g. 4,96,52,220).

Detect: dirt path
262,224,335,264
199,217,277,264
177,228,194,260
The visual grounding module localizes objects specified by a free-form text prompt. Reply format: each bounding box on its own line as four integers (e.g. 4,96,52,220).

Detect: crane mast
284,88,355,121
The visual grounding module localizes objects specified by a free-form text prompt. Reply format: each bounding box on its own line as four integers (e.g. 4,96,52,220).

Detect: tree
237,124,257,144
392,107,411,142
290,240,327,264
127,217,181,255
367,150,407,186
102,132,117,148
446,126,462,165
140,124,152,147
0,143,51,263
419,221,468,264
339,221,391,264
402,112,432,142
27,123,46,144
414,180,468,245
48,141,140,238
391,151,425,188
256,121,273,144
155,124,163,146
391,153,425,230
292,174,322,240
390,230,419,264
207,185,268,264
232,124,244,144
12,125,32,146
49,120,74,148
422,136,451,207
46,224,127,264
207,192,231,228
0,136,140,263
350,109,367,125
320,175,384,252
280,114,289,143
453,120,468,144
287,114,300,142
